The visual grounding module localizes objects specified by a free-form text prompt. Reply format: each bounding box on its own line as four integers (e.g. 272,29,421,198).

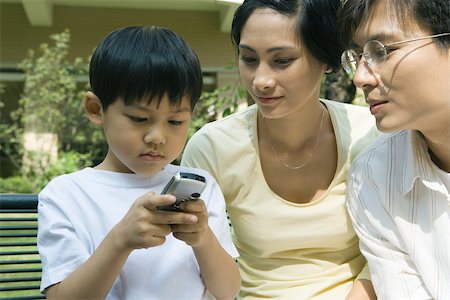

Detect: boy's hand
170,199,209,247
112,192,198,251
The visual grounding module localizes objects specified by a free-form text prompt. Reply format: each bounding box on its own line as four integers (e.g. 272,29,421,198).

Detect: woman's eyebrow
238,44,255,52
239,44,296,53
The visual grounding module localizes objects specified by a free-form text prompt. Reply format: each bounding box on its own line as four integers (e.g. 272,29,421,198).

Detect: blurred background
0,0,358,193
1,0,247,192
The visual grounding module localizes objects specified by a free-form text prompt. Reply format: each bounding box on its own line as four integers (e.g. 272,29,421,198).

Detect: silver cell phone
157,172,207,212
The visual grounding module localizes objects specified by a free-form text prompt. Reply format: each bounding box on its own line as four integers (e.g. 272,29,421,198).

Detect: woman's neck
258,102,326,150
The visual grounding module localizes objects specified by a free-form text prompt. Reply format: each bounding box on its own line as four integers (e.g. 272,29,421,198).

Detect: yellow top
182,100,378,299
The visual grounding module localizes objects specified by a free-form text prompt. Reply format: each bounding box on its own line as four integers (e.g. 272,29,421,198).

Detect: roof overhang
11,0,242,32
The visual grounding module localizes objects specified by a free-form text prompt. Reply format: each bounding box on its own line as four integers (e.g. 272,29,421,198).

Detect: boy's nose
144,126,166,144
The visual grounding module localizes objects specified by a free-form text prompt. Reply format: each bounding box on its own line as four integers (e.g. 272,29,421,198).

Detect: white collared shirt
347,130,450,300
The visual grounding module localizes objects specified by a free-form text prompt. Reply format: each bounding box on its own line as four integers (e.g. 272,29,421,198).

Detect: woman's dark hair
231,0,343,70
89,26,203,111
339,0,450,49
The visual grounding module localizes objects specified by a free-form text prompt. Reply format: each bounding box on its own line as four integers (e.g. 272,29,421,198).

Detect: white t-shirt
38,164,238,300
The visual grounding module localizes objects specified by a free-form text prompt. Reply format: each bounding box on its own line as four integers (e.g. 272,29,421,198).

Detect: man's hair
231,0,343,70
89,26,203,111
339,0,450,49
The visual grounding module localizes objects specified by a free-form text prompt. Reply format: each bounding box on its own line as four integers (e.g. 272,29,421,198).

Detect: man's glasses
341,32,450,77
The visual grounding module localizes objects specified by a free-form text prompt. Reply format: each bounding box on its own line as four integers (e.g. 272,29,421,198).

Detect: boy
37,26,240,300
339,1,449,299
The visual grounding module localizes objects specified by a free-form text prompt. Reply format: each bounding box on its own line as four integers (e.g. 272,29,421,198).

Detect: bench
0,194,44,300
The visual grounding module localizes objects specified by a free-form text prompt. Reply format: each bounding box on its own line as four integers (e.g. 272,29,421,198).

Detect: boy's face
351,3,450,134
96,95,192,175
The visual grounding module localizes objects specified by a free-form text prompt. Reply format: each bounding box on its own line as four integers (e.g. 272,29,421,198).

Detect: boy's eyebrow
239,44,296,53
128,103,191,113
171,107,191,113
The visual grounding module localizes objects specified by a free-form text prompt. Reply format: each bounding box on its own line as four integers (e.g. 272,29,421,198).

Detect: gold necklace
262,106,325,170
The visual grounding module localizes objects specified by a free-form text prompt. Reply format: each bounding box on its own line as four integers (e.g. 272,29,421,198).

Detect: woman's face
238,8,327,119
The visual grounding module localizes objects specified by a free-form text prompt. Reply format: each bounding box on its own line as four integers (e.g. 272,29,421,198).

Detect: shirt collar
402,130,448,196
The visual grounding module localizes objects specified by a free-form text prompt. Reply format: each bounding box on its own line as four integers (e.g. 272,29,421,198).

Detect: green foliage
0,151,92,193
0,29,105,182
0,176,34,193
0,30,259,192
190,81,247,139
18,31,82,133
0,83,4,109
0,28,357,194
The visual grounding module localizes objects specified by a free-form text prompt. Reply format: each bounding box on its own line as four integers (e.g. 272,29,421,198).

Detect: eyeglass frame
341,32,450,77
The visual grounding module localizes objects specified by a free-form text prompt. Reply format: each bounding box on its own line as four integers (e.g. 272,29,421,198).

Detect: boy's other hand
112,192,198,251
170,199,209,247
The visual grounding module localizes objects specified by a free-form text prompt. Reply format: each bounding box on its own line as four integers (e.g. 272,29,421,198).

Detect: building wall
0,2,241,177
0,2,239,82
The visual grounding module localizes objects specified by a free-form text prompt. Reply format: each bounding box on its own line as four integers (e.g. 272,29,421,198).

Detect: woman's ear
84,91,103,126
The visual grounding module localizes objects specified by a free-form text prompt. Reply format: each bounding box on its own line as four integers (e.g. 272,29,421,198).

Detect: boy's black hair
231,0,343,70
89,26,203,111
339,0,450,49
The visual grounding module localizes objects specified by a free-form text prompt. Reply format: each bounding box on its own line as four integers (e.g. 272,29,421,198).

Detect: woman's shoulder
323,99,376,132
322,99,379,163
323,98,369,116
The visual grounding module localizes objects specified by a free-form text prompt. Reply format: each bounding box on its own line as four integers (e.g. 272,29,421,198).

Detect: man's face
99,95,192,176
351,4,450,136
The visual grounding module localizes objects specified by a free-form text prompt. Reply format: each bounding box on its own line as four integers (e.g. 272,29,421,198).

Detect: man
339,0,450,299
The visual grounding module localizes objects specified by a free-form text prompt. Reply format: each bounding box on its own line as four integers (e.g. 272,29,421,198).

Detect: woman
182,0,378,298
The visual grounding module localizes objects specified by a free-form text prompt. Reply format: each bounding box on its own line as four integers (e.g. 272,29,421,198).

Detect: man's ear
84,91,103,126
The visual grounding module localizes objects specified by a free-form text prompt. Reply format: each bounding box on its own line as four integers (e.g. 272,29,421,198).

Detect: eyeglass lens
341,50,358,75
342,33,450,77
341,40,387,76
364,40,387,65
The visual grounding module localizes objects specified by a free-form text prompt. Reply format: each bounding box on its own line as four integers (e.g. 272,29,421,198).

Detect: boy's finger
140,193,176,210
156,212,198,225
178,199,206,213
170,224,196,233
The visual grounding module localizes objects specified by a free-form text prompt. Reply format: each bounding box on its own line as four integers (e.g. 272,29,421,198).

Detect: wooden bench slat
0,259,41,265
0,251,39,256
0,194,43,299
0,277,41,283
0,242,37,247
0,226,37,230
0,234,37,238
0,218,37,222
0,296,45,300
0,285,41,291
0,268,42,274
